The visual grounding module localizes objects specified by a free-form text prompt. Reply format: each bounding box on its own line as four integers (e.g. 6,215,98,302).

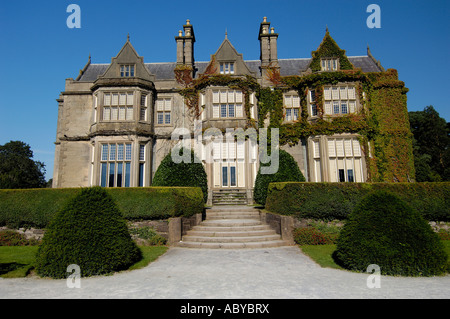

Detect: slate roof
77,56,383,82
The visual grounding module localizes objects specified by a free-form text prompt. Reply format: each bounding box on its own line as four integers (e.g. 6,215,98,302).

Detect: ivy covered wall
174,33,415,183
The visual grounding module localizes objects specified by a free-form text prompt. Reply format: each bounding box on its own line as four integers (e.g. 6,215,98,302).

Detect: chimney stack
175,19,196,66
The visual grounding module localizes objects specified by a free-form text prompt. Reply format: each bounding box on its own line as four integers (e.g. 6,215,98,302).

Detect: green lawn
0,245,168,278
300,241,450,273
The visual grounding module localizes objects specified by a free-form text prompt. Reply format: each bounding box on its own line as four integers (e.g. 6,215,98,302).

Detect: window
138,144,145,187
327,137,364,183
212,90,243,118
156,98,172,125
220,62,235,74
103,92,134,121
321,58,338,71
140,94,147,121
100,143,132,187
120,65,135,77
309,90,318,117
284,94,300,121
323,85,357,115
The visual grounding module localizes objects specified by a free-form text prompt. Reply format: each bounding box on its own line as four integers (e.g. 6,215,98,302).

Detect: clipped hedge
334,190,448,276
265,182,450,221
0,186,204,229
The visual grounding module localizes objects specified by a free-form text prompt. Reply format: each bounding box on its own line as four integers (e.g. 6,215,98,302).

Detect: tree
35,187,142,278
253,149,305,205
152,147,208,203
0,141,46,189
409,106,450,181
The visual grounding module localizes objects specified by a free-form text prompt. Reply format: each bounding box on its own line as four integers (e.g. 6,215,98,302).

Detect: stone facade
53,17,393,205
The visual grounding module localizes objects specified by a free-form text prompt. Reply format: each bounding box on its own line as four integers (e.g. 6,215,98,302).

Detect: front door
222,163,236,187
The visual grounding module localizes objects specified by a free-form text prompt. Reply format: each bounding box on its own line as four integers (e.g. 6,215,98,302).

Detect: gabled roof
77,56,383,82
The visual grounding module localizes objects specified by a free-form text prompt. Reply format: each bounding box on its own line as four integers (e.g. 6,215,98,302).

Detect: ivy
174,59,415,182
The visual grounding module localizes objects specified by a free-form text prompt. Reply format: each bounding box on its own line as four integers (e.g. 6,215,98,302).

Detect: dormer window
120,64,135,77
321,58,338,71
220,62,234,74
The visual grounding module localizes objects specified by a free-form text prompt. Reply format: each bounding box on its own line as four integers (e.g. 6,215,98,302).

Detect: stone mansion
52,17,414,205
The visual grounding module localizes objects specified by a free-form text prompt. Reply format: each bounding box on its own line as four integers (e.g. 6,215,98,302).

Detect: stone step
201,219,263,227
206,214,259,220
191,224,271,232
186,229,276,237
182,234,282,243
177,240,289,249
207,210,260,216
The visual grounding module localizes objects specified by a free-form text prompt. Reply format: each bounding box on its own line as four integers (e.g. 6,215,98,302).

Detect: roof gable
309,29,354,72
98,38,155,82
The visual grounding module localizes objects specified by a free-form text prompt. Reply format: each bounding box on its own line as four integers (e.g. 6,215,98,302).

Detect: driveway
1,246,449,299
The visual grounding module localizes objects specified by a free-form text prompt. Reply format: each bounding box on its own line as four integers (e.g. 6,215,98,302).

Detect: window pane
111,106,118,120
139,163,144,187
230,166,236,186
140,107,146,121
341,102,348,114
117,163,123,187
338,169,345,182
157,112,164,124
125,144,132,161
230,63,234,74
165,112,171,124
222,166,228,186
109,144,116,161
103,107,110,120
101,144,108,161
293,108,299,120
347,169,354,182
228,104,235,117
286,108,292,121
109,163,115,187
126,107,133,120
100,163,107,187
117,144,124,161
130,65,135,77
333,102,340,114
139,145,145,161
119,107,126,120
125,163,131,187
221,104,227,118
120,66,125,77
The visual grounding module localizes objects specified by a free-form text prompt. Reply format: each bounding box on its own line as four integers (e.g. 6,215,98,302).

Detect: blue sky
0,0,449,181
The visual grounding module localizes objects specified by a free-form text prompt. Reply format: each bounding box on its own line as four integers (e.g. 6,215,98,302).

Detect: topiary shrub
333,190,448,276
254,149,305,205
35,187,142,278
152,147,208,203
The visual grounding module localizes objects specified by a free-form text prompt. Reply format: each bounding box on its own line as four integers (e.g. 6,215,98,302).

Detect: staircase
212,189,247,205
177,206,290,249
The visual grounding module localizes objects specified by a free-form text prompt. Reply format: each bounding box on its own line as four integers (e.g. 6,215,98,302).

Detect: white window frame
284,93,300,122
212,89,243,119
120,64,135,77
321,58,339,71
102,92,134,121
220,62,235,75
323,85,357,116
156,97,172,125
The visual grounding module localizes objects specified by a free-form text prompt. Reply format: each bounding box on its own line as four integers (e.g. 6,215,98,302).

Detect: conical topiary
253,149,305,205
333,190,448,276
152,147,208,203
35,187,142,278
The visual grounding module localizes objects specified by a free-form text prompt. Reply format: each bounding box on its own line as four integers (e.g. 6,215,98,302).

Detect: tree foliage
253,149,305,205
152,147,208,203
409,106,450,181
0,141,46,189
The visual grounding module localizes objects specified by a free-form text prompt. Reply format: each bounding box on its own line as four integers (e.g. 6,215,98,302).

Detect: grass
299,240,450,273
0,245,168,278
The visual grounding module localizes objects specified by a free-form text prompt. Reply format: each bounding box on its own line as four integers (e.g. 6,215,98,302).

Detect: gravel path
1,246,449,299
